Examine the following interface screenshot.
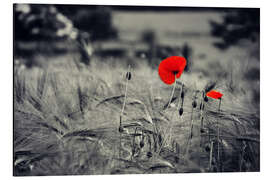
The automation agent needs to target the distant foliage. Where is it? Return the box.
[71,6,118,41]
[141,29,158,67]
[14,4,118,42]
[210,9,259,50]
[77,38,93,65]
[181,43,193,72]
[14,4,78,41]
[141,29,157,45]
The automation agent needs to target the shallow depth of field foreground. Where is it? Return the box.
[13,5,260,176]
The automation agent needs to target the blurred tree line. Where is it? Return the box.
[210,8,259,50]
[14,4,118,42]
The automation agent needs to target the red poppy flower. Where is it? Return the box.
[158,56,187,85]
[206,90,223,99]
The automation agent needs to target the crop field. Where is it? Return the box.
[13,10,260,176]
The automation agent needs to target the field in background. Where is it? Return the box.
[113,11,259,76]
[14,11,260,175]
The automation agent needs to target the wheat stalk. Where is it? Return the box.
[208,140,214,171]
[118,65,131,161]
[120,65,131,123]
[156,76,180,156]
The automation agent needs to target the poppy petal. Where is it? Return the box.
[158,67,176,85]
[158,56,187,85]
[206,90,223,99]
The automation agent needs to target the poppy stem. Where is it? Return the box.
[209,140,214,171]
[131,127,138,160]
[198,91,206,167]
[165,75,177,111]
[119,65,130,161]
[200,91,205,129]
[156,76,178,156]
[176,83,184,110]
[119,132,122,159]
[185,92,196,156]
[185,106,194,157]
[167,80,183,146]
[199,91,205,147]
[217,98,222,171]
[120,65,131,122]
[218,98,222,111]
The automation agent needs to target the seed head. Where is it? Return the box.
[118,126,124,133]
[140,140,145,148]
[192,101,197,108]
[204,81,216,93]
[199,103,204,110]
[181,91,184,99]
[132,148,136,156]
[147,151,153,158]
[126,72,131,80]
[179,107,184,116]
[174,156,180,163]
[200,128,205,133]
[158,134,162,144]
[205,143,211,152]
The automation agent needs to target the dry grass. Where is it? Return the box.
[13,53,259,175]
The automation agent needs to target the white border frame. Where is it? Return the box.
[1,0,269,179]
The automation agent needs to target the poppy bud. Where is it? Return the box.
[192,101,197,108]
[119,126,124,133]
[181,91,184,99]
[126,72,131,80]
[199,103,204,110]
[132,148,136,155]
[147,151,153,158]
[204,96,208,102]
[158,134,162,144]
[179,107,184,116]
[174,156,180,163]
[200,128,205,133]
[140,140,145,148]
[205,143,211,152]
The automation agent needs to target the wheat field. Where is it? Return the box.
[13,47,260,175]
